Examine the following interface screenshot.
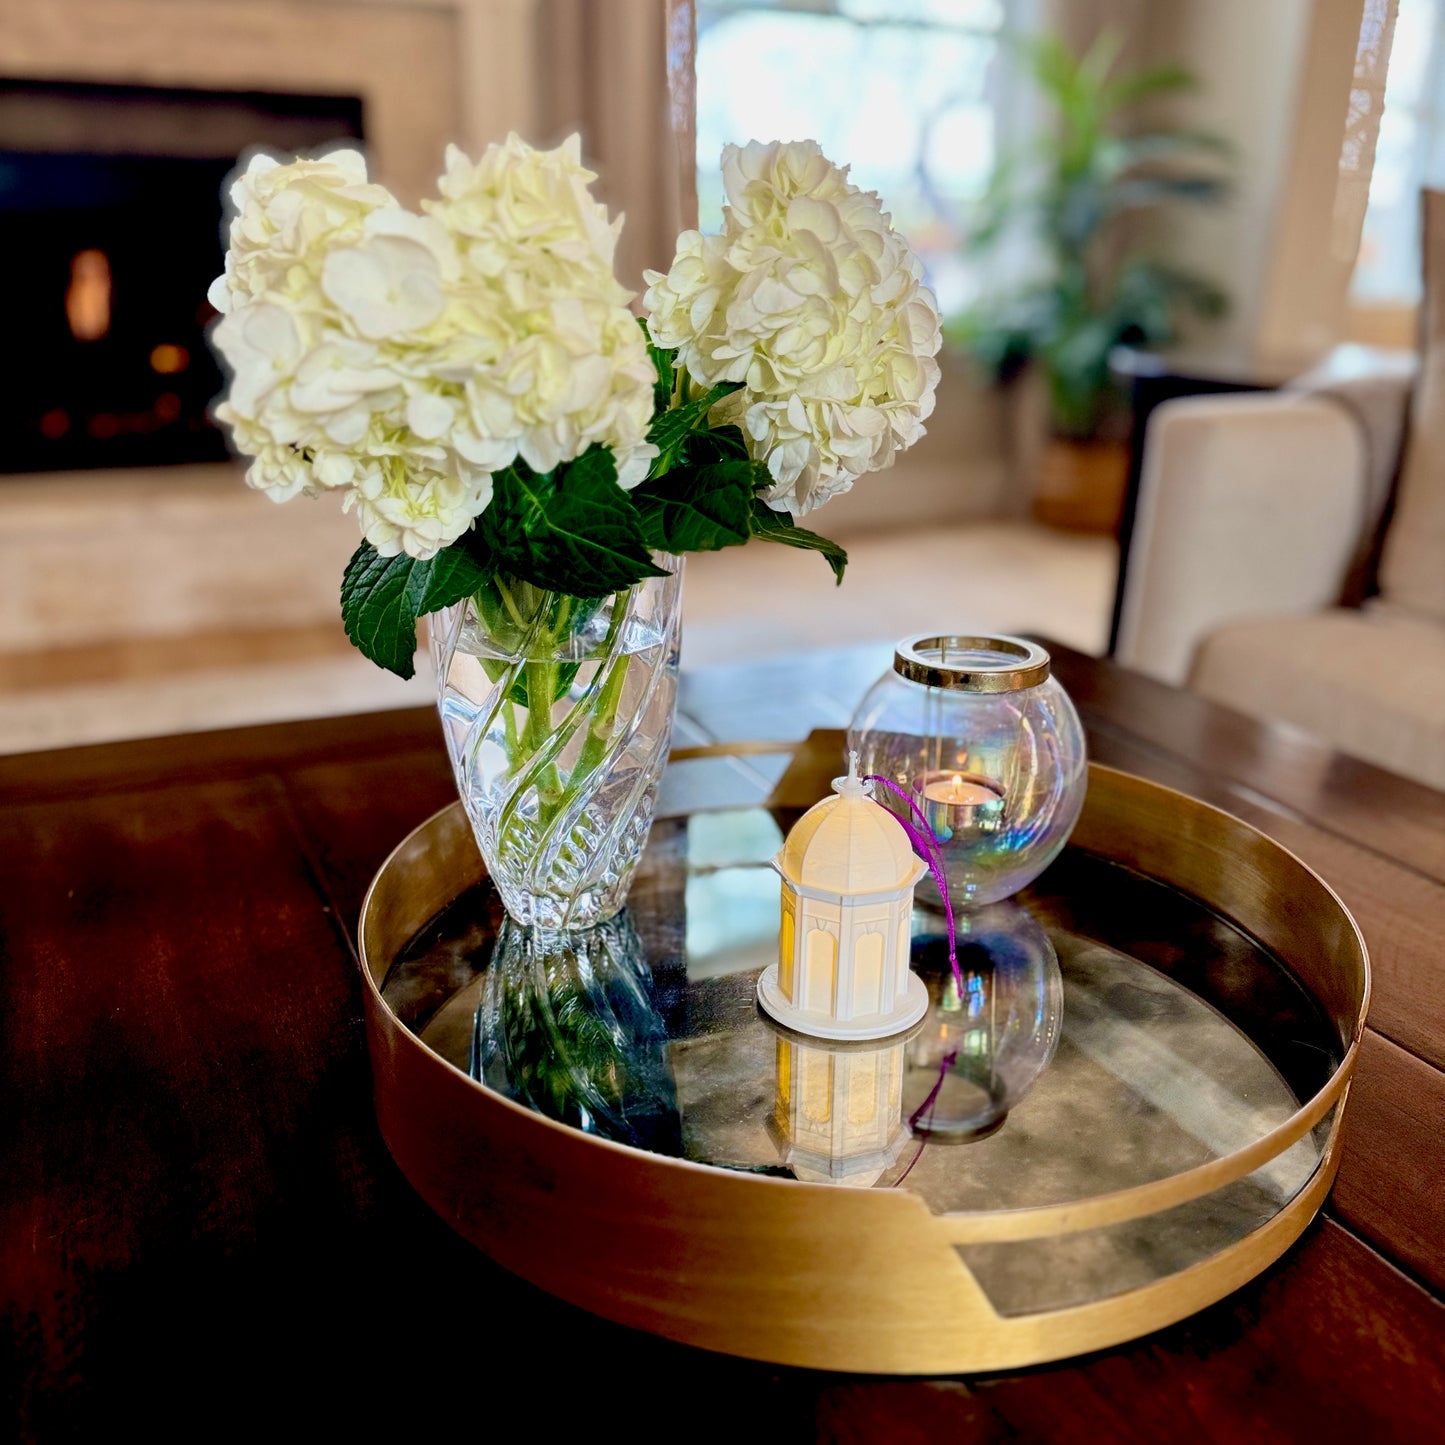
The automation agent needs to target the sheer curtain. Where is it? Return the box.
[1352,0,1442,305]
[1336,0,1401,272]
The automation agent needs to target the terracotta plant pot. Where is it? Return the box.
[1033,437,1130,535]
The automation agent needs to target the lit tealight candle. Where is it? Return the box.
[923,773,999,808]
[918,771,1006,838]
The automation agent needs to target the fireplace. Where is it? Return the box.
[0,79,363,473]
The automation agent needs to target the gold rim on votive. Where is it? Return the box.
[892,634,1052,693]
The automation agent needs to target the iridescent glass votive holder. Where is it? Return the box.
[847,634,1087,908]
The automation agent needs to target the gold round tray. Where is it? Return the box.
[357,762,1368,1374]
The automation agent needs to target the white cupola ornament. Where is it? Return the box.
[758,752,928,1041]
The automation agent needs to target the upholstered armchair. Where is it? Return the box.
[1115,195,1445,790]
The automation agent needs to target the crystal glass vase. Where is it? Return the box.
[432,560,682,929]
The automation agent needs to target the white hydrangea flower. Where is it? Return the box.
[614,441,660,490]
[208,149,419,485]
[643,139,942,514]
[345,452,494,559]
[320,210,453,340]
[207,148,397,317]
[208,138,656,560]
[213,403,317,502]
[424,135,655,483]
[209,302,304,421]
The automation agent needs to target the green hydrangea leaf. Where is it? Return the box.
[682,422,750,465]
[747,498,849,584]
[496,450,668,596]
[506,662,581,710]
[405,541,495,618]
[639,317,676,413]
[340,538,501,677]
[631,461,755,554]
[340,544,423,679]
[646,381,742,478]
[475,469,532,570]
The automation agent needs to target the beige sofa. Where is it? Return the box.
[1115,198,1445,790]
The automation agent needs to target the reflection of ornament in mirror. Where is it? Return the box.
[764,1024,916,1187]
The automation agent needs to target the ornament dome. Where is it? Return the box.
[776,756,919,896]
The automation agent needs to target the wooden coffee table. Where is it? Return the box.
[4,642,1443,1439]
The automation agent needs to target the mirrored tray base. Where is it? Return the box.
[358,741,1368,1373]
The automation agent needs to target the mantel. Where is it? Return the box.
[0,0,533,204]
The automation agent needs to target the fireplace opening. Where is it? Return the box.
[0,79,364,474]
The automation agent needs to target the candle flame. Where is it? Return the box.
[951,773,962,787]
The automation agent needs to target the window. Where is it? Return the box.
[1352,0,1445,303]
[694,0,1028,315]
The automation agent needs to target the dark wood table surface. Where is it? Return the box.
[4,642,1444,1443]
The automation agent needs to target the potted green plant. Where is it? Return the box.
[949,30,1231,532]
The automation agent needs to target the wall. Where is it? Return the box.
[1139,0,1374,372]
[1138,0,1317,364]
[1044,0,1381,374]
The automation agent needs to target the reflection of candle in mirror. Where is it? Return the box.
[919,771,1006,837]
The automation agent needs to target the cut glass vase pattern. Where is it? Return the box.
[432,562,682,929]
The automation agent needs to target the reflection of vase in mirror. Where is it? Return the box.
[472,911,683,1156]
[765,1028,911,1187]
[904,902,1063,1141]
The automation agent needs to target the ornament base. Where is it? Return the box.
[756,966,930,1042]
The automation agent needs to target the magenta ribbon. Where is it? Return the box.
[863,773,962,1002]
